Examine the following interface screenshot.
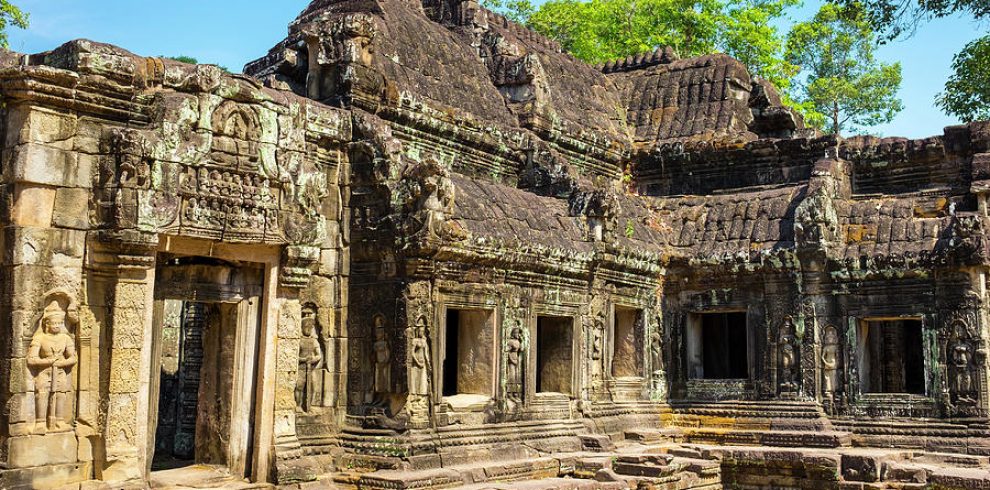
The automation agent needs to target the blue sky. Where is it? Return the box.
[7,0,986,138]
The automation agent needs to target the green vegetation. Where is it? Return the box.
[829,0,990,123]
[785,3,903,134]
[486,0,800,91]
[164,55,231,73]
[0,0,28,49]
[937,35,990,122]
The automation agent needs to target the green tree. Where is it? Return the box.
[0,0,28,49]
[832,0,989,42]
[936,35,990,121]
[484,0,799,92]
[827,0,988,124]
[785,4,903,135]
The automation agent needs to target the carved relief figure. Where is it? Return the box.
[506,323,524,402]
[951,337,975,404]
[373,315,391,398]
[650,328,666,396]
[27,297,79,434]
[779,317,799,393]
[296,310,324,413]
[409,317,431,396]
[822,326,840,394]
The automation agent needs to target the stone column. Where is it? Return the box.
[87,231,158,483]
[271,245,321,483]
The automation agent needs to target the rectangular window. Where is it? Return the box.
[536,316,574,394]
[442,308,495,398]
[688,312,749,380]
[860,319,925,395]
[612,307,643,378]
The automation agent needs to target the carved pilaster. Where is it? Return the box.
[280,245,320,290]
[86,230,159,483]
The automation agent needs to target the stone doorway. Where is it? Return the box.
[147,255,265,482]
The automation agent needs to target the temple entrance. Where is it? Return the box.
[147,255,265,484]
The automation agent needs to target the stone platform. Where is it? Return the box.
[314,441,990,490]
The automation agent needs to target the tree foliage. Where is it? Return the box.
[0,0,28,49]
[484,0,799,91]
[936,35,990,121]
[785,3,903,134]
[833,0,990,42]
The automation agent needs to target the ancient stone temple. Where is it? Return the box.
[1,0,990,488]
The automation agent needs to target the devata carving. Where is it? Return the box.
[650,328,665,396]
[409,316,431,397]
[373,314,391,401]
[296,306,324,413]
[27,292,79,434]
[949,320,977,405]
[505,322,525,403]
[822,326,840,395]
[779,317,799,394]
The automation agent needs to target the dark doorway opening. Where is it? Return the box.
[442,309,460,397]
[861,319,925,395]
[700,312,749,379]
[153,301,213,470]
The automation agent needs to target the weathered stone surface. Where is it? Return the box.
[0,1,988,489]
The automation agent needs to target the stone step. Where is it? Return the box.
[681,428,852,448]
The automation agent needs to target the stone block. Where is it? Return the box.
[882,461,927,483]
[7,391,35,424]
[273,409,296,437]
[5,226,86,267]
[277,339,301,372]
[6,432,78,468]
[52,188,91,230]
[7,107,78,148]
[0,462,90,490]
[107,348,141,393]
[112,282,149,310]
[109,309,147,349]
[275,371,298,411]
[842,454,880,482]
[318,249,338,276]
[10,143,90,188]
[10,185,55,228]
[105,393,138,448]
[8,357,31,393]
[8,264,83,311]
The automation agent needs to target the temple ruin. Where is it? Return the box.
[1,0,990,488]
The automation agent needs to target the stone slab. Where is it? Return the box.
[6,432,79,468]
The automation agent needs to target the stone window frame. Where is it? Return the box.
[684,308,755,382]
[853,315,932,401]
[528,306,582,402]
[435,302,499,410]
[607,302,648,381]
